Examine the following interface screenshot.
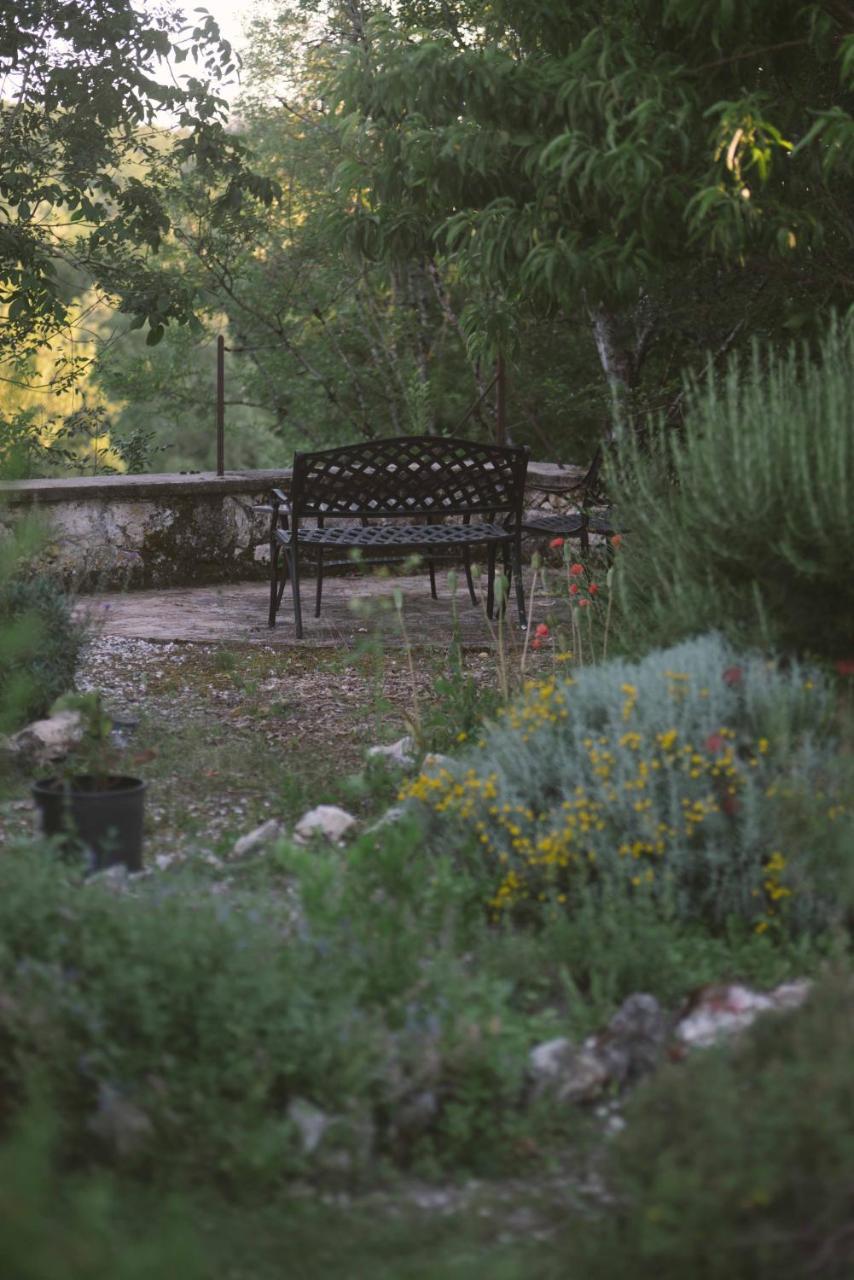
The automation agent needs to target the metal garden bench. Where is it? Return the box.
[265,436,529,638]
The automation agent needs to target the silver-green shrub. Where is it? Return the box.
[609,316,854,659]
[402,634,847,932]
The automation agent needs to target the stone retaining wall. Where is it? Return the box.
[0,462,585,590]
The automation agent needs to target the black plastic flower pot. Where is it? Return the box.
[31,775,146,873]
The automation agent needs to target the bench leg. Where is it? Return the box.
[486,544,496,619]
[268,540,280,627]
[290,546,304,640]
[428,558,438,600]
[512,534,527,629]
[269,540,290,626]
[315,548,324,618]
[463,551,478,606]
[501,541,511,616]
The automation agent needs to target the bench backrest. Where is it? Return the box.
[291,436,528,521]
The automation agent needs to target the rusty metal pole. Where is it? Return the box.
[495,351,507,446]
[216,334,225,475]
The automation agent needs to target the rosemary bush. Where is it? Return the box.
[401,634,848,933]
[610,317,854,660]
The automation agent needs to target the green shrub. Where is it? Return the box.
[0,808,830,1192]
[0,572,83,729]
[401,634,849,934]
[0,832,553,1186]
[0,1105,205,1280]
[566,975,854,1279]
[608,316,854,660]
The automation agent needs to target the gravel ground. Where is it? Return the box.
[2,632,498,860]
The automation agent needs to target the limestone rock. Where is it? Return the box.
[367,736,415,768]
[6,710,83,763]
[422,752,454,774]
[84,864,129,891]
[365,805,407,835]
[529,994,667,1107]
[675,980,811,1049]
[287,1097,329,1155]
[529,1036,574,1084]
[232,818,285,858]
[528,1036,609,1105]
[594,993,668,1086]
[293,805,357,845]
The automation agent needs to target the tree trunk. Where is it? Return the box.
[585,295,656,440]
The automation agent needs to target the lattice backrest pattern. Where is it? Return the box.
[291,437,528,519]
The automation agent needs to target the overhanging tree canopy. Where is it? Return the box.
[0,0,278,380]
[323,0,854,413]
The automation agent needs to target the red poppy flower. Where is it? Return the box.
[535,623,550,638]
[610,534,623,549]
[578,598,590,609]
[549,537,565,549]
[723,666,743,688]
[531,637,543,651]
[569,582,580,595]
[835,659,854,677]
[588,582,599,595]
[569,562,584,577]
[705,733,725,754]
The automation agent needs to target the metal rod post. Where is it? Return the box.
[216,334,225,475]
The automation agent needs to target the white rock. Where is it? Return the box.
[676,980,811,1049]
[85,864,129,890]
[529,1036,574,1082]
[367,736,415,767]
[293,805,357,845]
[558,1044,611,1103]
[364,806,407,835]
[422,753,454,774]
[770,979,813,1010]
[232,818,285,858]
[528,1035,610,1104]
[287,1097,329,1155]
[6,710,83,763]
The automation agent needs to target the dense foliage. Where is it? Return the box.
[610,318,854,660]
[0,1109,205,1280]
[0,816,822,1193]
[0,0,277,382]
[0,572,83,729]
[567,976,854,1279]
[9,0,854,472]
[324,0,854,416]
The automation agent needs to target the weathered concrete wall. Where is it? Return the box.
[0,463,585,590]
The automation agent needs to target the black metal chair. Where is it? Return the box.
[265,436,529,638]
[521,448,625,551]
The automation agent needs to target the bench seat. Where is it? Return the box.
[274,520,510,549]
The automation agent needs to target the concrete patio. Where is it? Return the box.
[76,569,549,649]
